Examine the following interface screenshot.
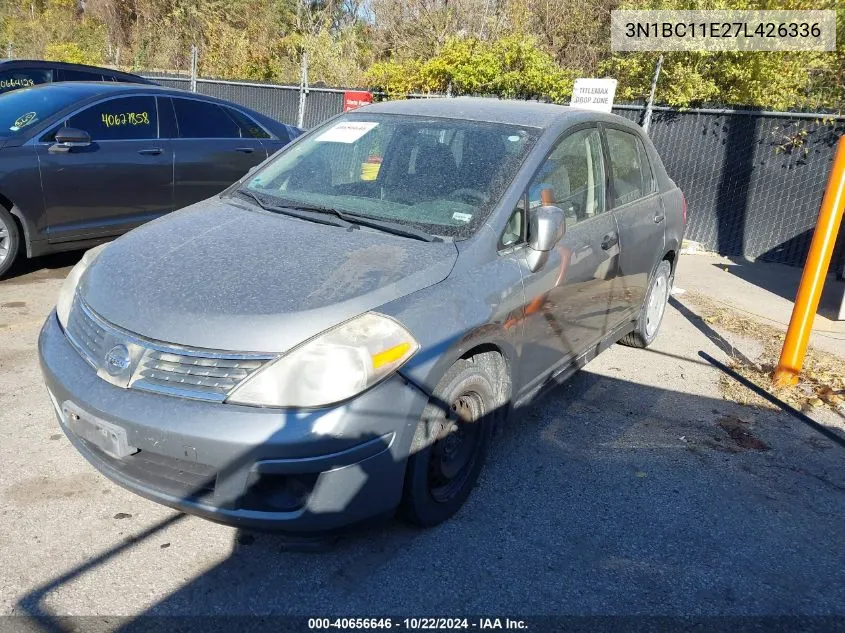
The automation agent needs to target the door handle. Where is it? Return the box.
[234,147,255,154]
[653,213,665,223]
[601,232,619,251]
[137,148,163,156]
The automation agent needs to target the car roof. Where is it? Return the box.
[0,81,292,136]
[0,81,165,102]
[5,81,242,102]
[359,97,628,129]
[0,59,150,80]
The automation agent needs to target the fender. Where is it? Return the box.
[9,206,35,257]
[381,250,524,400]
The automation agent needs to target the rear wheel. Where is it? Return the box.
[0,206,21,279]
[400,359,497,527]
[620,259,671,348]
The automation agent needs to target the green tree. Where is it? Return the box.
[367,34,575,100]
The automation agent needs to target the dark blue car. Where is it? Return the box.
[0,82,301,276]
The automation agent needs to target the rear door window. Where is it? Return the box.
[172,98,242,139]
[65,95,158,141]
[605,128,654,207]
[0,68,52,94]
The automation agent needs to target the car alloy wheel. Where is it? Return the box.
[0,206,21,278]
[0,217,10,264]
[619,259,672,348]
[645,271,669,338]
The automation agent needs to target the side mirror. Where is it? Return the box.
[50,127,91,153]
[526,205,566,272]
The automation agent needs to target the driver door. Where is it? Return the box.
[36,95,174,244]
[516,126,625,392]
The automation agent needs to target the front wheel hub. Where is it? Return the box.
[428,391,485,501]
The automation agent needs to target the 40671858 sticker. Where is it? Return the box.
[101,111,150,128]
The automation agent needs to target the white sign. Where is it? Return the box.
[571,78,617,113]
[316,121,378,143]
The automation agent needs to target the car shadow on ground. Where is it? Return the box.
[15,354,845,626]
[1,251,84,284]
[711,257,844,307]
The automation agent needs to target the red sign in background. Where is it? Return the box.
[343,91,373,111]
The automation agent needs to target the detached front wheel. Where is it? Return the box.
[400,359,496,527]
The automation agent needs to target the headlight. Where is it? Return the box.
[226,313,419,408]
[56,243,108,329]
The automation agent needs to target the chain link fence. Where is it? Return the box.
[142,72,845,272]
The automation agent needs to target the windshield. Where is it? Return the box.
[0,84,88,138]
[241,112,541,239]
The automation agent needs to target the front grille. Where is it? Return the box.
[66,298,107,369]
[132,350,266,400]
[64,295,274,402]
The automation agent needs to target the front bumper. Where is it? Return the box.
[38,312,428,532]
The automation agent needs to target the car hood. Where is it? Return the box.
[79,198,458,353]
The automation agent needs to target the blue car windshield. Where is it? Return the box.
[0,85,88,138]
[242,112,541,239]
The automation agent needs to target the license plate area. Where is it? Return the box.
[61,401,138,459]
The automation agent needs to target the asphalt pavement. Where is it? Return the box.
[1,251,844,623]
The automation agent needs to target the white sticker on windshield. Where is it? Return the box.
[316,121,378,143]
[452,212,473,223]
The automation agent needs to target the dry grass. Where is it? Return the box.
[684,293,845,413]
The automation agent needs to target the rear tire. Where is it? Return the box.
[0,206,21,279]
[619,260,671,348]
[400,359,497,527]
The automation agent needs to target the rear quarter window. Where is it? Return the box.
[225,108,272,139]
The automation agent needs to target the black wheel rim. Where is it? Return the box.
[427,391,485,504]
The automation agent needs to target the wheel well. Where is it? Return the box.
[460,344,511,419]
[0,193,26,256]
[663,249,677,274]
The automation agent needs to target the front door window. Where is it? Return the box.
[66,96,158,141]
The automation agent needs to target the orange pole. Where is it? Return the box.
[773,135,845,387]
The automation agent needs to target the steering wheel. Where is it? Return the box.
[448,188,487,205]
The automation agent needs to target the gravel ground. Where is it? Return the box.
[1,252,844,622]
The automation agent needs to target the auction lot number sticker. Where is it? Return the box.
[308,618,527,630]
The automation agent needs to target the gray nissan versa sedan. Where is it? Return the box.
[38,98,686,532]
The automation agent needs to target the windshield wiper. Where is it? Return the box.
[234,189,355,230]
[269,197,442,243]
